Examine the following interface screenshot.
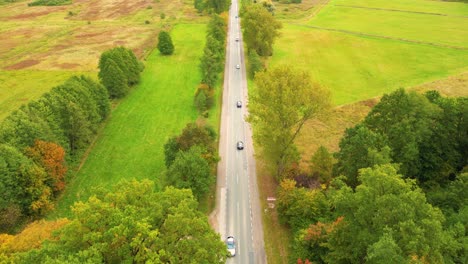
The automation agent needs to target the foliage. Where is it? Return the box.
[242,3,282,56]
[277,179,329,231]
[28,0,71,6]
[205,0,230,13]
[167,146,214,199]
[199,14,226,89]
[0,76,109,230]
[309,146,334,184]
[248,65,331,178]
[25,140,67,193]
[164,122,218,168]
[333,125,392,187]
[157,31,175,55]
[247,50,263,78]
[16,180,227,263]
[98,46,141,98]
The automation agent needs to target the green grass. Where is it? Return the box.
[0,70,90,121]
[333,0,468,16]
[309,1,468,48]
[51,23,207,218]
[271,24,468,105]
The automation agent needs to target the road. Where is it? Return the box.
[214,0,267,263]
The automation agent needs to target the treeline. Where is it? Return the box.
[1,180,227,263]
[195,14,227,115]
[194,0,230,14]
[28,0,72,6]
[276,89,468,263]
[0,76,110,232]
[0,46,142,233]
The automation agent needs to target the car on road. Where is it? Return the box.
[226,236,236,257]
[236,64,240,69]
[235,37,239,42]
[237,141,244,150]
[236,101,242,108]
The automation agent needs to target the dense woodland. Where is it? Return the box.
[275,89,467,263]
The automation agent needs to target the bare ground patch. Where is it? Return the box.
[73,0,153,20]
[5,59,40,70]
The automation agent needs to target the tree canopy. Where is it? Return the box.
[157,31,175,55]
[248,65,331,178]
[17,180,227,263]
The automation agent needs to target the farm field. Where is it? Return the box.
[51,23,207,218]
[270,0,468,105]
[0,0,200,120]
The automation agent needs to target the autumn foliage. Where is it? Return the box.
[26,140,67,193]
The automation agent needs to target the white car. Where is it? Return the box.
[226,236,236,257]
[236,64,240,69]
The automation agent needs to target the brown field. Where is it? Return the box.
[0,0,203,121]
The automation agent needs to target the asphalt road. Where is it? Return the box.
[215,0,267,263]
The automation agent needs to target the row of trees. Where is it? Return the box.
[0,76,111,232]
[196,14,227,114]
[98,46,143,98]
[1,46,142,232]
[164,122,219,199]
[2,180,228,263]
[271,89,467,262]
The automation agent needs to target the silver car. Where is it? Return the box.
[226,236,236,257]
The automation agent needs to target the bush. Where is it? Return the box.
[157,31,174,55]
[28,0,71,6]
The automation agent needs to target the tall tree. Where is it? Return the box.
[25,140,67,194]
[334,125,392,187]
[242,4,282,56]
[309,146,334,184]
[99,59,129,98]
[166,146,214,199]
[157,31,175,55]
[248,65,331,178]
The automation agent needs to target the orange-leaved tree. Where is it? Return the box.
[26,140,67,193]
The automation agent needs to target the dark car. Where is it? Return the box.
[236,101,242,108]
[236,141,244,150]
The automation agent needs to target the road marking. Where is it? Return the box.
[236,173,238,184]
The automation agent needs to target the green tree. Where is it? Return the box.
[366,232,406,264]
[99,59,129,98]
[248,50,263,78]
[248,65,331,178]
[194,0,205,13]
[200,36,224,88]
[324,164,451,263]
[166,146,214,199]
[363,89,441,181]
[242,4,282,56]
[206,0,229,13]
[157,31,175,55]
[17,180,227,263]
[334,125,392,187]
[310,146,334,184]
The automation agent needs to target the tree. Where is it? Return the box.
[334,125,392,187]
[200,36,224,88]
[157,31,175,55]
[17,180,227,263]
[363,89,441,181]
[277,179,329,231]
[25,140,67,194]
[242,4,282,56]
[98,58,128,98]
[324,164,451,263]
[166,146,214,199]
[248,65,331,178]
[309,146,334,184]
[248,50,263,78]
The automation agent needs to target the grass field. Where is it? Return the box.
[271,24,468,105]
[50,23,207,218]
[0,0,202,120]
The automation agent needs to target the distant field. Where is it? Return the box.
[0,0,202,120]
[271,24,468,105]
[51,23,207,218]
[270,0,468,105]
[309,2,468,48]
